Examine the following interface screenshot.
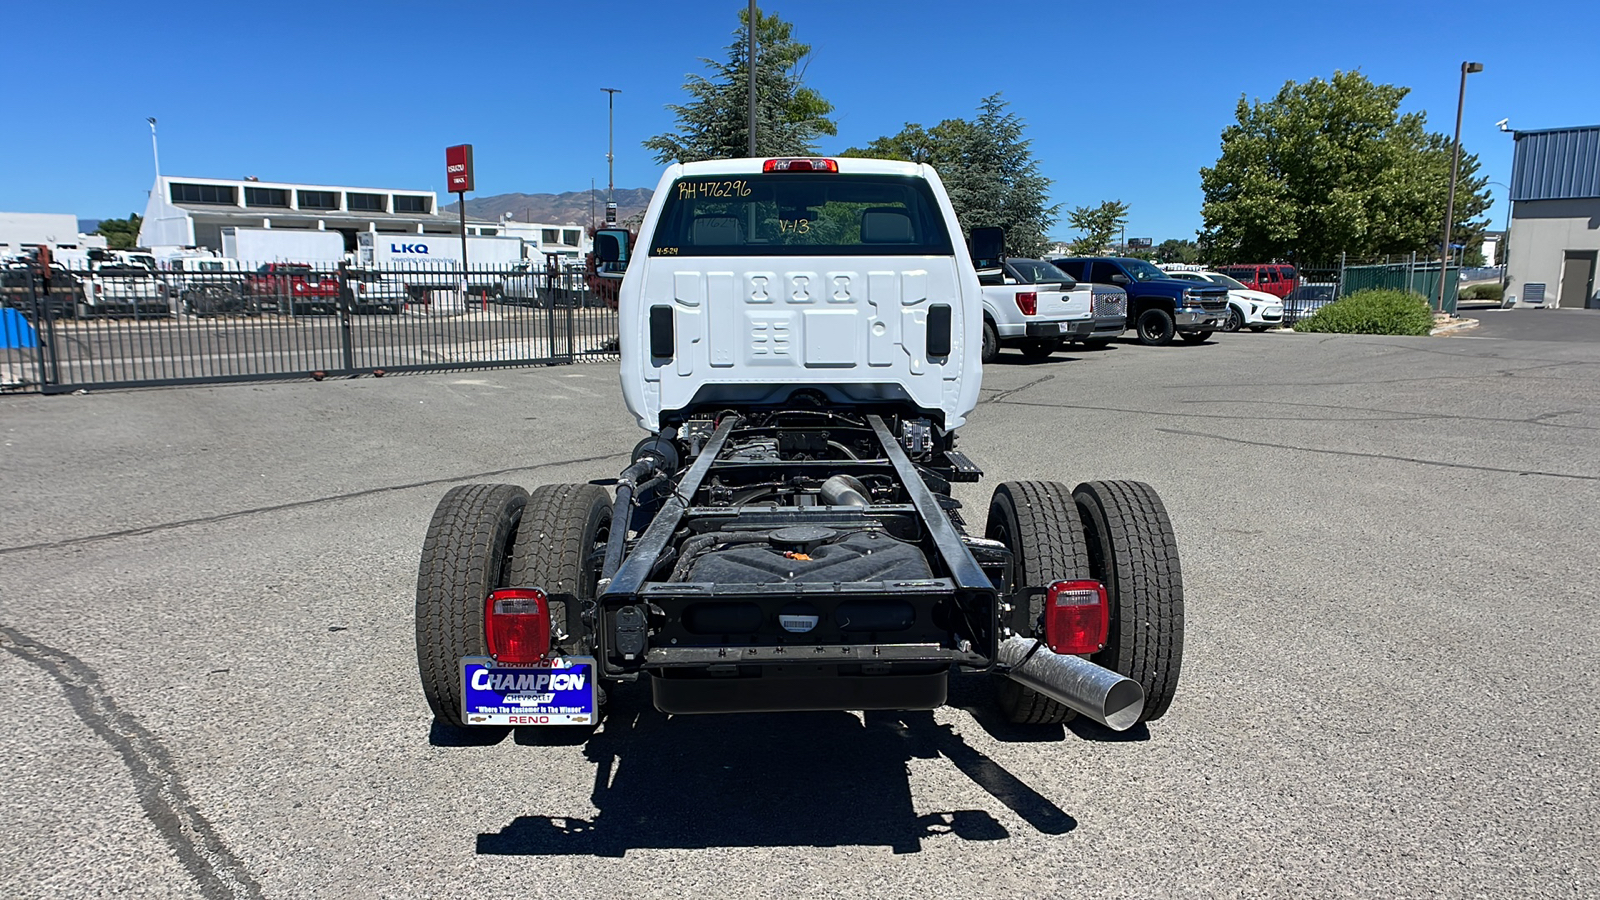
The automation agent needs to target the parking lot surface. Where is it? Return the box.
[2,329,1597,899]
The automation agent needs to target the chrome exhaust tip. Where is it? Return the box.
[997,634,1144,731]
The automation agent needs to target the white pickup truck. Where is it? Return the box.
[978,257,1096,362]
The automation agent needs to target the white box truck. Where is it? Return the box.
[357,232,526,299]
[221,228,345,266]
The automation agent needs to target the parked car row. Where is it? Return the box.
[1160,268,1285,332]
[967,253,1301,360]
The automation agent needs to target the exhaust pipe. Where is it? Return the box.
[997,634,1144,731]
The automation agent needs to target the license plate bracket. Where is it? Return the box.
[460,656,598,725]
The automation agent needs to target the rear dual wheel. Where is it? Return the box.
[986,479,1184,725]
[987,481,1089,724]
[415,482,610,727]
[1075,481,1184,722]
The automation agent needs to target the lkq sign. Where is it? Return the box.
[445,144,474,193]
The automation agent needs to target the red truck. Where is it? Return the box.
[246,263,341,315]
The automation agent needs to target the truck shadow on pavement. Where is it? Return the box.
[473,677,1078,856]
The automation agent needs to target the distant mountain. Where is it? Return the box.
[444,188,654,227]
[79,219,101,234]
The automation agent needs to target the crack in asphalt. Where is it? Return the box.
[1160,428,1600,482]
[978,373,1057,405]
[0,450,629,557]
[0,625,266,900]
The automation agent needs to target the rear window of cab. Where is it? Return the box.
[649,173,954,257]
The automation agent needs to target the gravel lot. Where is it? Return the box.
[2,323,1596,899]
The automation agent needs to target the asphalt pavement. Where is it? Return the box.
[2,327,1597,899]
[1458,304,1600,342]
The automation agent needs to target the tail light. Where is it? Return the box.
[1015,291,1037,316]
[485,588,551,664]
[1044,580,1108,655]
[763,158,839,172]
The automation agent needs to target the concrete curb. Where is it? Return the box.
[1430,316,1482,337]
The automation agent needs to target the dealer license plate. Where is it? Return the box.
[460,656,597,726]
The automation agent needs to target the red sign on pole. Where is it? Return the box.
[446,144,474,193]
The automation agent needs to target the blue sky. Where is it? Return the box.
[3,0,1596,243]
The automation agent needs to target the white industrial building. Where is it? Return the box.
[0,211,108,263]
[137,175,589,262]
[496,218,589,262]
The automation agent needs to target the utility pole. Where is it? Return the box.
[747,0,757,156]
[1439,61,1483,313]
[146,117,161,186]
[602,88,620,226]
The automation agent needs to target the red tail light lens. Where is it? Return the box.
[1044,580,1108,655]
[762,158,839,172]
[484,588,551,664]
[1016,291,1037,316]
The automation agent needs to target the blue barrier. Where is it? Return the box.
[1,308,38,349]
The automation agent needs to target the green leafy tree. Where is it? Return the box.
[843,94,1058,257]
[1065,200,1128,255]
[1155,238,1200,264]
[644,7,835,163]
[1199,71,1490,263]
[95,214,143,250]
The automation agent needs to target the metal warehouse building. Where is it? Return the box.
[1507,125,1600,308]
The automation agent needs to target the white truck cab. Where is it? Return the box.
[608,157,983,433]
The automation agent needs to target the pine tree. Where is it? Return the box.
[842,94,1059,258]
[644,7,836,164]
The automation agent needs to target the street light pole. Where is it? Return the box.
[747,0,757,156]
[602,88,620,226]
[146,117,160,184]
[1438,61,1483,313]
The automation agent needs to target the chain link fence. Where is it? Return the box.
[1280,255,1462,327]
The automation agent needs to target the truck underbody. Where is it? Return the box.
[417,398,1183,732]
[597,407,999,714]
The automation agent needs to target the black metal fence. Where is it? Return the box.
[1,262,618,393]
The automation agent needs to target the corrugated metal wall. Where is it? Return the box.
[1510,126,1600,201]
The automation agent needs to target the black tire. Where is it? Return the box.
[1019,338,1059,361]
[1178,331,1212,344]
[981,318,1000,364]
[507,483,612,657]
[415,483,529,727]
[1223,306,1244,332]
[985,481,1092,724]
[1135,308,1176,346]
[1073,480,1183,722]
